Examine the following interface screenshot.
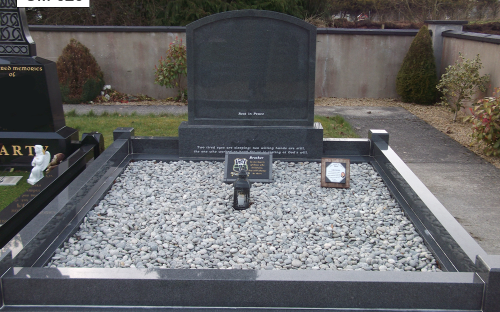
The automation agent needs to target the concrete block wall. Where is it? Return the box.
[428,20,500,102]
[315,29,416,98]
[441,33,500,99]
[30,26,417,100]
[29,24,500,100]
[30,26,187,100]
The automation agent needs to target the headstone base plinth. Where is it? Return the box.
[0,126,79,167]
[179,122,323,160]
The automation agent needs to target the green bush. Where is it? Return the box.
[396,25,438,105]
[465,88,500,156]
[437,53,490,122]
[154,37,187,101]
[56,39,105,104]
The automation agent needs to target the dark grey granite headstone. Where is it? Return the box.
[0,0,78,166]
[179,10,322,160]
[187,10,316,127]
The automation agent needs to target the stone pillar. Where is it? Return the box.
[476,255,500,312]
[425,20,468,77]
[113,127,135,141]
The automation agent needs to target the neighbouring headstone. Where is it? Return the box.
[179,10,323,160]
[0,0,78,168]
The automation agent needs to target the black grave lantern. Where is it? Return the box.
[233,170,250,210]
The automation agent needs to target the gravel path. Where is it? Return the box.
[46,160,439,272]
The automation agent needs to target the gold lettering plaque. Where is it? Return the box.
[0,145,51,157]
[0,146,9,156]
[12,145,22,156]
[1,66,43,78]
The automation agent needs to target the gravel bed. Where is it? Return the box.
[46,160,440,272]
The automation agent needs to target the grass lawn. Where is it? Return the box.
[315,115,358,138]
[0,112,358,212]
[65,111,188,148]
[65,110,358,148]
[0,171,31,213]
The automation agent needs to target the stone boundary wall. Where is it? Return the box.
[28,25,417,99]
[29,25,499,100]
[30,26,187,100]
[316,29,417,98]
[441,31,500,99]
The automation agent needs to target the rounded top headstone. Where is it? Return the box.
[186,10,316,127]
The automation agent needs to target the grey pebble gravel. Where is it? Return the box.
[46,160,440,272]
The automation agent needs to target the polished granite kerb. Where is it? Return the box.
[0,130,497,310]
[0,139,130,275]
[1,268,483,310]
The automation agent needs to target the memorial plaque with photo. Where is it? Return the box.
[321,158,350,188]
[224,152,273,183]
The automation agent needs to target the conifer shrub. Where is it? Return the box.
[56,39,105,104]
[396,25,438,105]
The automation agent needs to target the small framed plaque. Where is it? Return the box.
[224,152,273,183]
[321,158,350,188]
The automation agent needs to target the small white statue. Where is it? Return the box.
[27,145,50,185]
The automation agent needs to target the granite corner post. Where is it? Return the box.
[475,255,500,312]
[369,129,389,154]
[425,20,468,77]
[113,127,135,141]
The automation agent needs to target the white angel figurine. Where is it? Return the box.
[27,145,51,185]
